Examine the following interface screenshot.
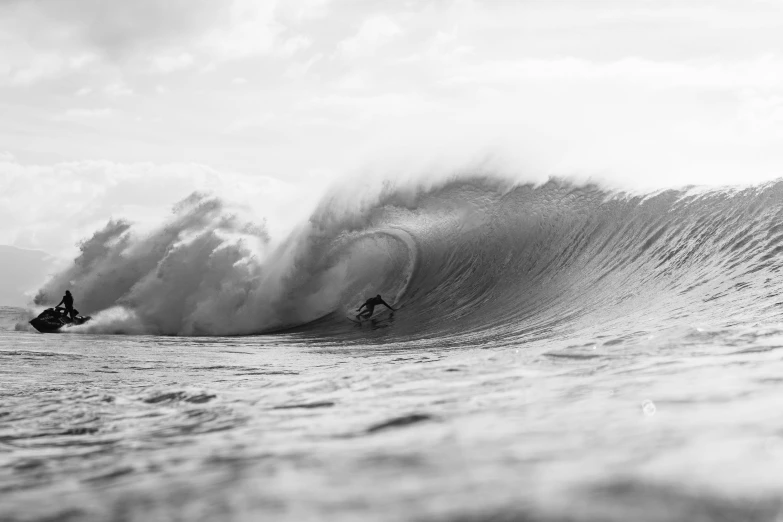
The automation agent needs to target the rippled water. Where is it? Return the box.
[3,306,783,521]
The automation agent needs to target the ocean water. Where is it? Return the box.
[3,180,783,521]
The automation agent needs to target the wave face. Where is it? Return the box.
[32,178,783,338]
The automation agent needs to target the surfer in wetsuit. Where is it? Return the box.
[54,290,76,321]
[356,294,397,320]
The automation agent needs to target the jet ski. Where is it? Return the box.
[29,307,91,333]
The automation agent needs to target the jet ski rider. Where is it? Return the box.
[54,290,76,321]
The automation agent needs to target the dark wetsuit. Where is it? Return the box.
[56,293,75,320]
[357,296,395,319]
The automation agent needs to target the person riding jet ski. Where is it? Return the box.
[54,290,76,321]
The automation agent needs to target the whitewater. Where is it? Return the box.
[3,177,783,521]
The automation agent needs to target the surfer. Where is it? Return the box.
[54,290,76,321]
[356,294,397,320]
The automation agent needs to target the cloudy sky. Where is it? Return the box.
[2,0,783,262]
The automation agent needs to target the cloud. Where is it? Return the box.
[2,52,97,85]
[2,0,230,57]
[281,35,312,55]
[3,0,783,209]
[404,30,474,64]
[338,15,402,59]
[735,89,783,143]
[200,0,280,61]
[151,53,195,73]
[0,0,284,83]
[332,72,368,90]
[275,0,332,23]
[8,54,63,85]
[440,55,783,91]
[284,53,322,79]
[105,83,133,97]
[56,108,114,121]
[0,157,312,257]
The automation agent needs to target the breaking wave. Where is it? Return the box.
[30,176,783,339]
